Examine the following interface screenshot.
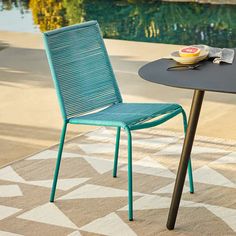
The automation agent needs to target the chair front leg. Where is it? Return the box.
[182,110,194,194]
[113,127,121,177]
[50,122,67,202]
[125,127,133,221]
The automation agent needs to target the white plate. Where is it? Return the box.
[170,48,209,65]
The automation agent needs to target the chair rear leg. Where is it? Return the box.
[50,122,67,202]
[113,127,121,177]
[182,110,194,194]
[125,128,133,221]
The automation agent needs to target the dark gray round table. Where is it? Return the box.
[138,56,236,230]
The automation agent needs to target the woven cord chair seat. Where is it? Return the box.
[69,103,181,128]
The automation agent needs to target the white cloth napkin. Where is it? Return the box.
[196,45,235,64]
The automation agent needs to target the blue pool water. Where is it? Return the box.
[1,0,236,48]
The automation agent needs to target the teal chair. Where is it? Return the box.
[43,21,194,221]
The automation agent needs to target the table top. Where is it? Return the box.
[138,55,236,94]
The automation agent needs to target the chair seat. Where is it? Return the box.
[69,103,181,128]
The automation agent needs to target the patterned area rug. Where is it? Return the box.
[1,127,236,236]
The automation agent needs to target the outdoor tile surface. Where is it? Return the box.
[0,127,236,235]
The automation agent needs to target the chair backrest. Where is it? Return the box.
[43,21,122,121]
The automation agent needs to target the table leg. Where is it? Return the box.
[167,90,205,230]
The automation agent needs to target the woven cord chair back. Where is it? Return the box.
[43,21,122,120]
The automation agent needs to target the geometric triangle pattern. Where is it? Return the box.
[26,150,81,160]
[155,144,228,156]
[17,203,78,229]
[67,231,82,236]
[118,195,172,211]
[85,128,179,149]
[205,205,236,232]
[80,212,137,236]
[134,156,172,169]
[58,184,144,200]
[153,182,189,194]
[0,205,21,220]
[27,178,90,191]
[0,166,89,190]
[76,143,115,154]
[0,166,25,183]
[1,127,236,235]
[211,152,236,165]
[0,185,23,197]
[85,127,115,140]
[133,136,178,148]
[118,195,202,211]
[120,156,175,179]
[82,156,114,174]
[193,165,236,188]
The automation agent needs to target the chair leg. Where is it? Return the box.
[125,128,133,221]
[113,127,121,177]
[50,122,67,202]
[182,110,194,194]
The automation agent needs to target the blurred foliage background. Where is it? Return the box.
[1,0,236,47]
